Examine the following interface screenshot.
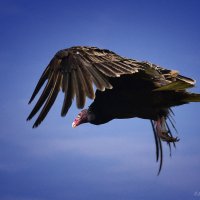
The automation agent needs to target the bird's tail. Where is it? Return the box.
[182,93,200,102]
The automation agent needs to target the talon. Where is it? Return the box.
[155,117,179,143]
[159,132,179,142]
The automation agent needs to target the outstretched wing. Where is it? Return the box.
[27,46,142,128]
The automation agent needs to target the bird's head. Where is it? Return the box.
[72,109,89,128]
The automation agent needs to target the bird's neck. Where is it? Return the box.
[88,105,113,125]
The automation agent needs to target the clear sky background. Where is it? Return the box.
[1,0,200,200]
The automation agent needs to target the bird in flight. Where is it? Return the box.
[27,46,200,174]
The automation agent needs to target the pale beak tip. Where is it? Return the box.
[72,122,76,128]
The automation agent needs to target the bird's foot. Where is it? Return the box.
[151,115,179,175]
[155,117,179,143]
[157,130,179,142]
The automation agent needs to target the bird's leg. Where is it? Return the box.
[154,117,179,142]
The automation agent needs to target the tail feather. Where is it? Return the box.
[183,93,200,102]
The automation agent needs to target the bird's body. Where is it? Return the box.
[27,46,200,174]
[89,74,161,124]
[89,71,197,127]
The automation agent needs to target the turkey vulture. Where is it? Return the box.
[27,46,200,174]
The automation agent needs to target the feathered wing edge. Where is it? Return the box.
[27,57,62,127]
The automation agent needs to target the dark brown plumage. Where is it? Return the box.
[27,46,200,174]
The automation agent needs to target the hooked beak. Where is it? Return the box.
[72,121,77,128]
[72,115,81,128]
[72,110,88,128]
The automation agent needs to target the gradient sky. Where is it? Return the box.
[1,0,200,200]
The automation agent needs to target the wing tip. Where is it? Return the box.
[108,85,113,89]
[32,121,40,128]
[32,124,37,129]
[61,113,66,117]
[28,97,33,104]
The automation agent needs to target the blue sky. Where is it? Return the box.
[1,0,200,199]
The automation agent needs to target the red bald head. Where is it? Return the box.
[72,109,88,128]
